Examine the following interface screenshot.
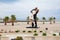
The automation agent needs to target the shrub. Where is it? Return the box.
[40,31,43,33]
[0,34,2,36]
[15,30,20,33]
[4,31,7,33]
[34,30,37,33]
[45,28,48,30]
[59,32,60,36]
[28,30,32,33]
[33,33,38,36]
[42,33,47,36]
[23,30,26,33]
[53,34,56,36]
[1,29,3,31]
[15,36,23,40]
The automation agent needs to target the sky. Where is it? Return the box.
[0,0,60,20]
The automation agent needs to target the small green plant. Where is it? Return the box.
[23,30,26,33]
[0,34,1,36]
[15,36,23,40]
[42,33,47,36]
[15,30,20,33]
[33,33,38,36]
[1,29,3,31]
[53,34,56,36]
[45,28,48,30]
[59,32,60,36]
[0,34,2,40]
[40,31,43,33]
[5,31,7,33]
[34,30,37,33]
[28,30,32,33]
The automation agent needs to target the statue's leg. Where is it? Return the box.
[32,22,34,27]
[31,19,34,27]
[35,19,37,28]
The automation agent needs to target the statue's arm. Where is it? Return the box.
[31,9,35,13]
[36,9,39,14]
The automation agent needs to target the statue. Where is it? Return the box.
[27,7,39,28]
[31,7,39,28]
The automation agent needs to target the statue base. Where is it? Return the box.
[26,26,39,28]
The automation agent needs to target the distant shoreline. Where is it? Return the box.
[0,21,60,23]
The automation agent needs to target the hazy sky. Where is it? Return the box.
[0,0,60,20]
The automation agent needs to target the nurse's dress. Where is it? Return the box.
[29,10,36,20]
